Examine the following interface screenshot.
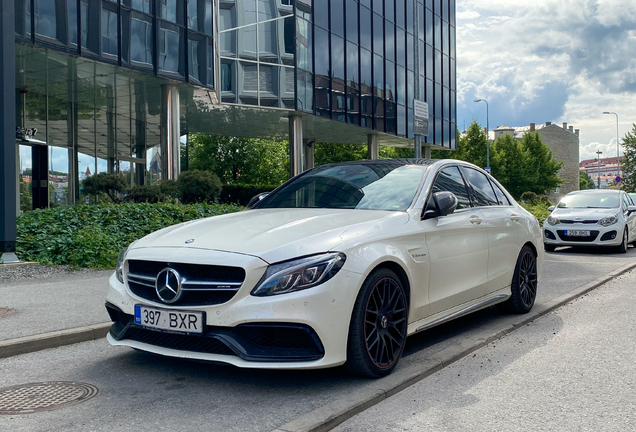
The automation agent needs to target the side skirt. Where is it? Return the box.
[408,288,510,335]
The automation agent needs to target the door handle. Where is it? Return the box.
[510,214,520,222]
[469,215,483,225]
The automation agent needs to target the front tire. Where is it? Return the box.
[346,268,408,378]
[498,245,538,314]
[617,228,628,254]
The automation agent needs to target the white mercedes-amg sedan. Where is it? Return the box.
[106,159,543,377]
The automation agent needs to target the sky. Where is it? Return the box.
[455,0,636,162]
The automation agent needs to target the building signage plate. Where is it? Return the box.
[413,100,429,136]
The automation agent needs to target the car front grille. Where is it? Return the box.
[126,260,245,306]
[558,219,598,224]
[557,230,600,242]
[123,327,236,356]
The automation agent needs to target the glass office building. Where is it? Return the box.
[1,0,456,258]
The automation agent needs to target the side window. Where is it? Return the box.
[431,166,472,210]
[460,167,498,207]
[622,194,630,212]
[490,179,511,206]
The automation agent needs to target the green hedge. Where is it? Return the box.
[16,203,243,269]
[219,184,280,206]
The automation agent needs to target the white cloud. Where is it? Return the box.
[456,0,636,161]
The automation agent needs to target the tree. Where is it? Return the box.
[455,120,488,168]
[519,132,563,194]
[82,173,128,203]
[186,135,289,185]
[579,170,595,190]
[620,124,636,193]
[314,143,367,166]
[491,134,528,199]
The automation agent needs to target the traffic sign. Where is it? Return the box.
[413,100,429,136]
[485,167,491,174]
[616,176,621,183]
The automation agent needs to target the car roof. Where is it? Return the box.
[314,158,479,170]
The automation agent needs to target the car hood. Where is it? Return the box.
[552,207,619,219]
[131,208,410,263]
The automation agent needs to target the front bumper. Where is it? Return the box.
[543,223,624,248]
[105,261,361,370]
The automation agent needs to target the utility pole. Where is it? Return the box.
[596,150,603,189]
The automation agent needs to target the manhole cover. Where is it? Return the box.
[0,308,15,317]
[0,382,98,415]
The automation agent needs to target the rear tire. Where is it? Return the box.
[617,228,628,254]
[544,244,556,252]
[498,245,538,314]
[346,268,408,378]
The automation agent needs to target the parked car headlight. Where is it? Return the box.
[116,246,129,284]
[599,214,619,227]
[252,253,346,297]
[547,215,560,225]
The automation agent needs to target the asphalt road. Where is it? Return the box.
[333,263,636,432]
[0,245,635,431]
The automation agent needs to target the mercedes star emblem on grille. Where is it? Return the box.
[155,268,183,304]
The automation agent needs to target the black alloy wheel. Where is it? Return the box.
[498,245,538,314]
[346,268,408,378]
[618,228,628,254]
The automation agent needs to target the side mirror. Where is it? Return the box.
[248,192,270,209]
[548,206,555,212]
[434,191,459,217]
[627,205,636,213]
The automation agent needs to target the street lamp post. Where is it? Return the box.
[602,111,619,189]
[474,98,489,171]
[596,150,603,189]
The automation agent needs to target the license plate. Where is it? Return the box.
[134,305,204,334]
[565,230,590,237]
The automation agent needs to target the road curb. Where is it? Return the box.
[0,323,111,359]
[272,259,636,432]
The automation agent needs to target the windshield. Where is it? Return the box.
[557,193,619,209]
[258,163,426,211]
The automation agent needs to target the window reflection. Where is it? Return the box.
[34,0,56,39]
[131,19,153,64]
[159,28,179,72]
[102,10,118,56]
[189,40,200,81]
[161,0,177,23]
[132,0,151,13]
[68,0,77,44]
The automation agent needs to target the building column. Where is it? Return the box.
[304,139,314,170]
[367,134,379,160]
[160,85,181,180]
[289,115,304,177]
[1,0,18,262]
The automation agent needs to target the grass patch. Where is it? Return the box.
[16,203,243,269]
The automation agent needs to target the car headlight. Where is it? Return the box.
[116,246,129,284]
[547,215,560,225]
[251,253,346,297]
[599,214,618,227]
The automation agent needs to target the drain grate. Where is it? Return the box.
[0,382,98,415]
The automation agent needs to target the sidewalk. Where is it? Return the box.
[0,265,112,356]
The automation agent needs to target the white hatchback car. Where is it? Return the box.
[543,189,636,253]
[106,159,543,377]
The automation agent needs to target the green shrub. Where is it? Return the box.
[177,170,222,204]
[521,201,553,225]
[82,173,128,203]
[16,202,243,269]
[219,184,280,205]
[159,179,181,199]
[126,185,165,203]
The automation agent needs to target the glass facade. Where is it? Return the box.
[9,0,456,212]
[299,0,456,147]
[15,0,215,87]
[218,0,295,108]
